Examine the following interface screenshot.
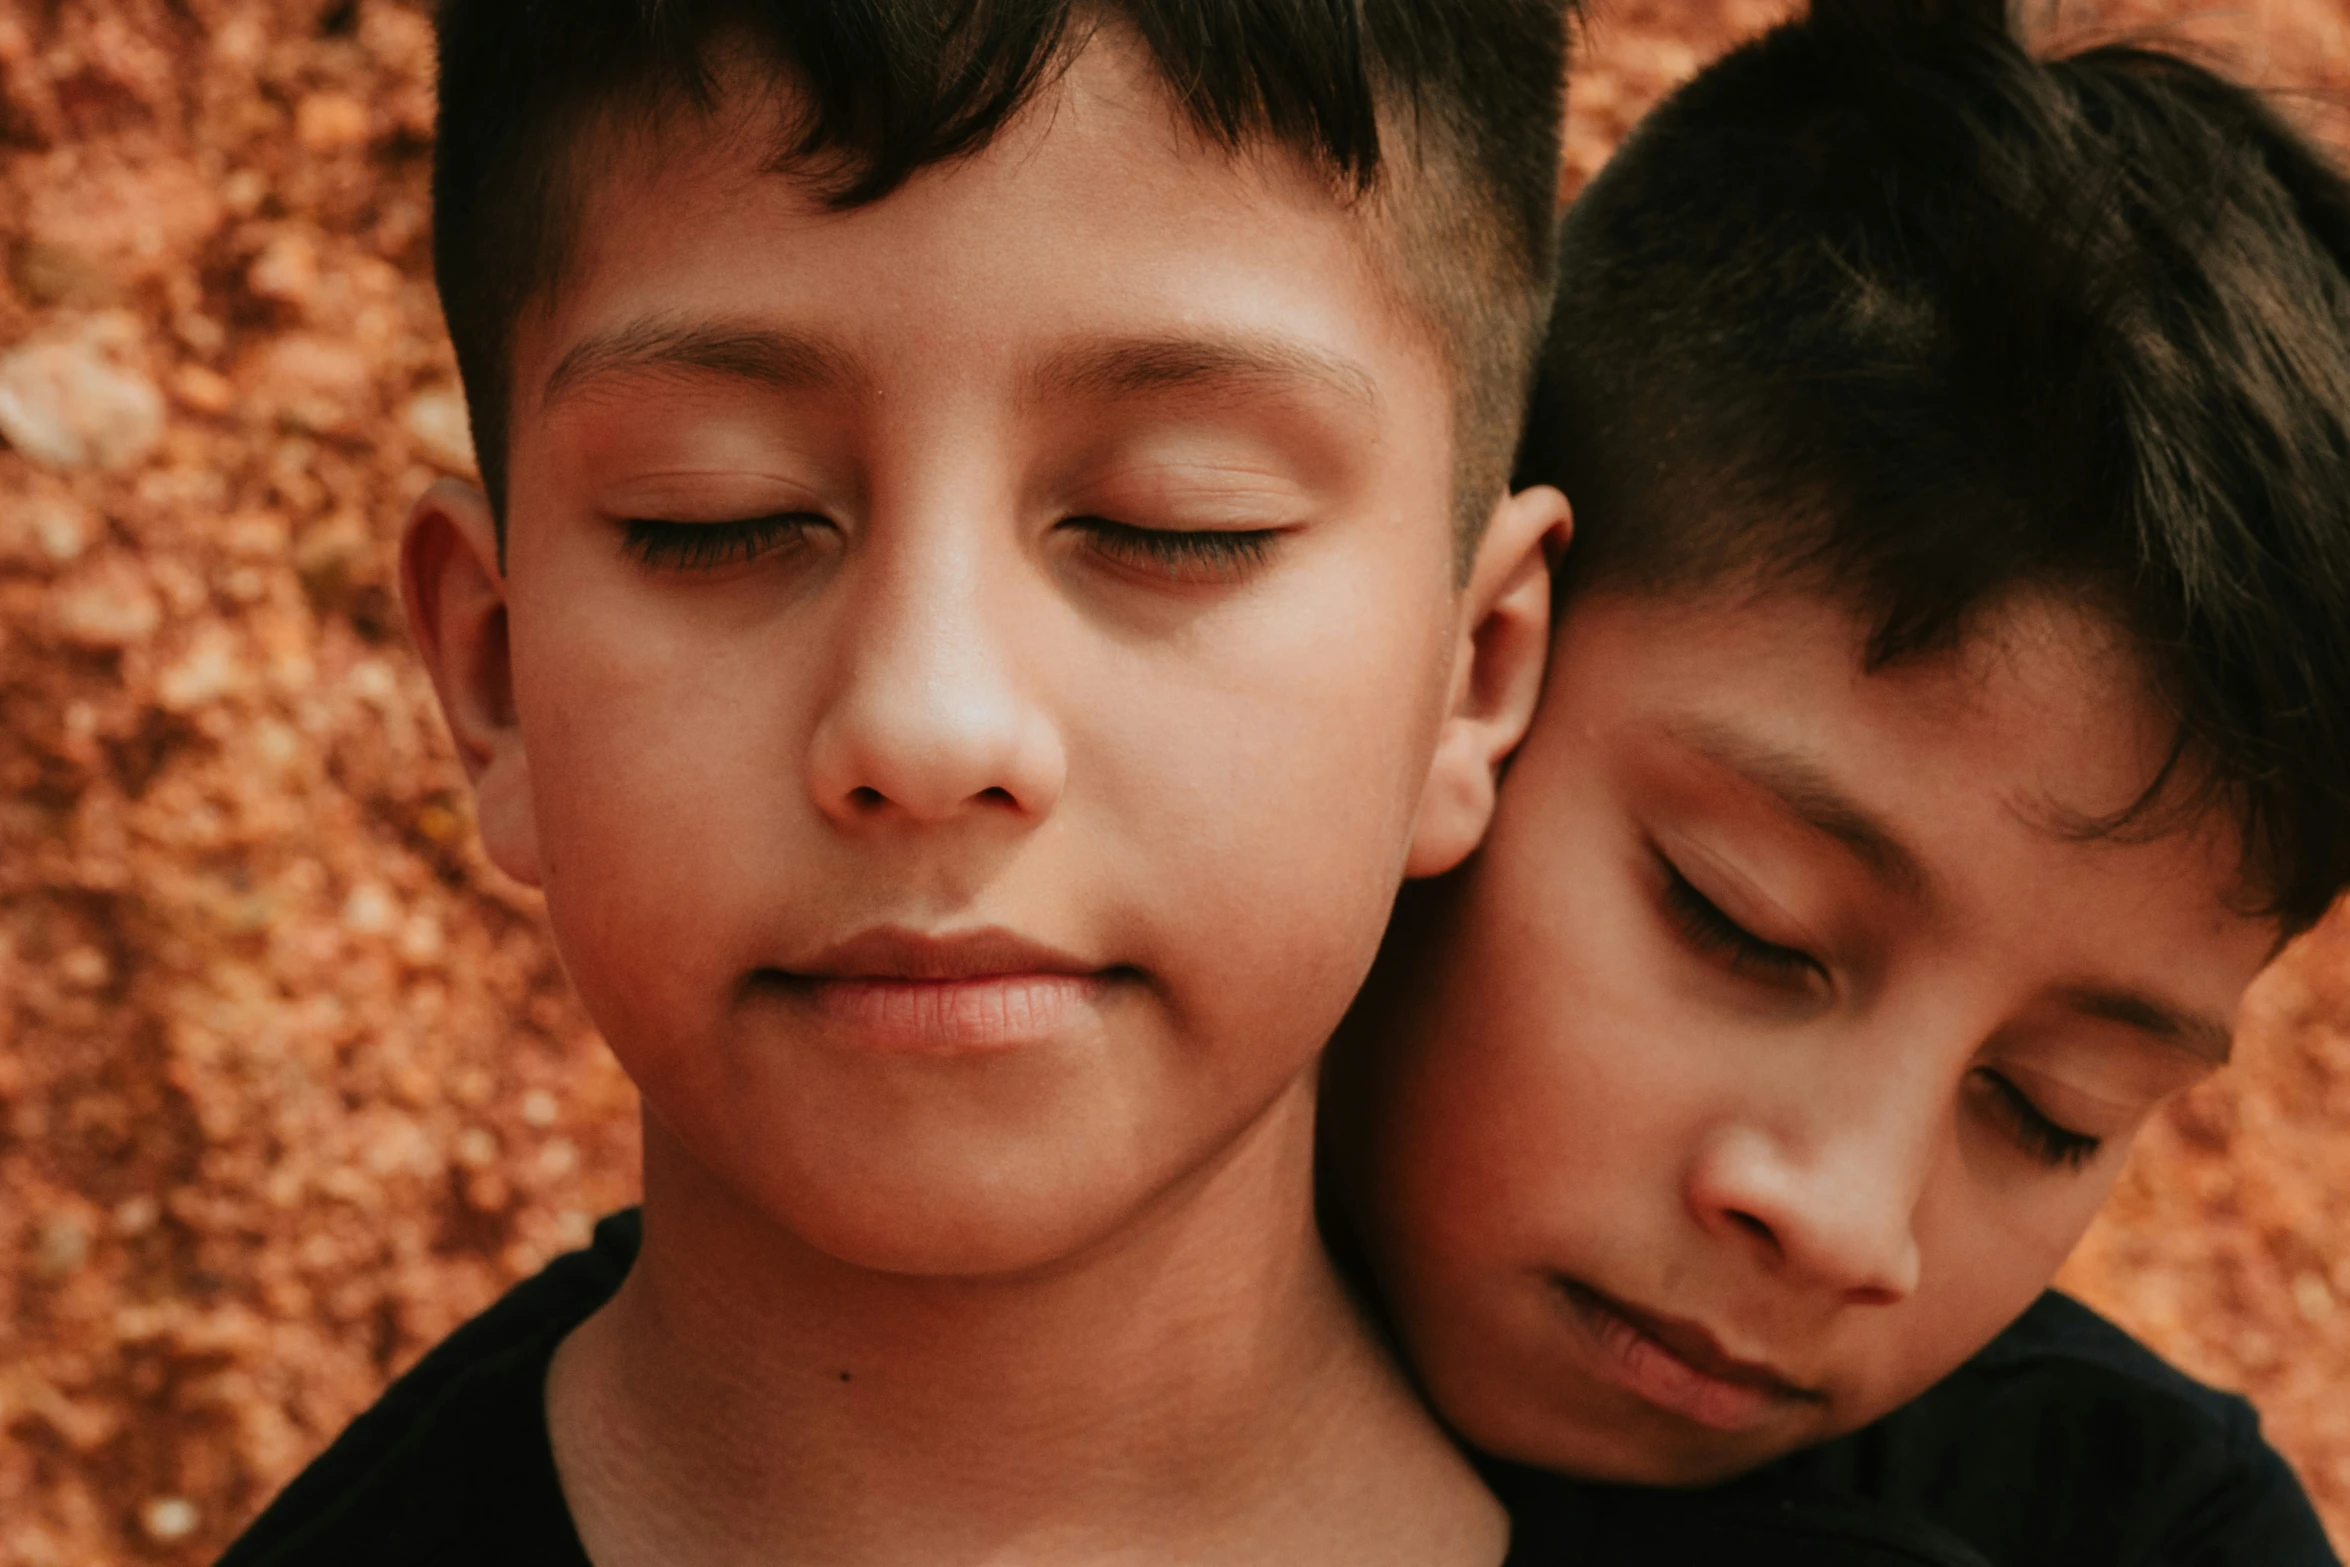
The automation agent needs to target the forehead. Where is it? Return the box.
[1562,586,2166,820]
[510,32,1445,429]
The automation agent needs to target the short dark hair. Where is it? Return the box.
[1520,0,2350,933]
[431,0,1578,553]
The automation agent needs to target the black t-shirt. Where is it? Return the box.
[215,1210,2325,1567]
[1739,1289,2338,1567]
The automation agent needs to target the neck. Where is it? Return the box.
[548,1072,1506,1567]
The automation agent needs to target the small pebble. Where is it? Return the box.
[155,626,252,713]
[295,92,370,151]
[170,362,236,415]
[0,327,165,471]
[217,167,268,216]
[403,384,476,475]
[340,883,398,936]
[48,557,160,648]
[254,333,373,436]
[34,1217,88,1282]
[54,946,108,989]
[0,495,95,565]
[140,1497,199,1544]
[246,233,319,307]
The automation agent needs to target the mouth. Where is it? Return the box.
[755,927,1125,1054]
[1553,1276,1824,1434]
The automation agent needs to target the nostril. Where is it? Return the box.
[976,786,1015,806]
[1728,1210,1781,1256]
[850,785,886,809]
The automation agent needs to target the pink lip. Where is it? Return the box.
[764,927,1116,1054]
[1556,1277,1822,1434]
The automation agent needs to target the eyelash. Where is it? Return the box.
[1977,1071,2104,1171]
[1657,856,1821,987]
[622,514,819,571]
[1066,517,1279,582]
[621,515,1279,582]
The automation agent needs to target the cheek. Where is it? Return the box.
[504,567,804,1043]
[1439,796,1702,1156]
[1066,566,1461,1008]
[1833,1148,2120,1422]
[1376,871,1679,1273]
[1932,1115,2131,1299]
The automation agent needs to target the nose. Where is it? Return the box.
[805,532,1067,827]
[1686,1115,1926,1308]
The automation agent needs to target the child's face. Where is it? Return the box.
[1337,586,2276,1484]
[406,36,1560,1278]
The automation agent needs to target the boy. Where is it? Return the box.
[1330,2,2350,1563]
[220,1,1584,1562]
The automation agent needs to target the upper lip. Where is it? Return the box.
[783,926,1104,983]
[1560,1277,1825,1402]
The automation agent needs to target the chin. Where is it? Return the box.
[791,1198,1137,1280]
[737,1133,1168,1280]
[1438,1376,1804,1489]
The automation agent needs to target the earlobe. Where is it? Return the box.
[400,478,544,888]
[1404,484,1572,879]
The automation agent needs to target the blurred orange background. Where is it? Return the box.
[0,1,2344,1561]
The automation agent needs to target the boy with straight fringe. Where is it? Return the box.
[224,1,1603,1563]
[1330,3,2350,1564]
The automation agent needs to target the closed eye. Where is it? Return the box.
[1974,1070,2103,1171]
[1657,854,1823,989]
[1064,516,1281,584]
[622,513,825,571]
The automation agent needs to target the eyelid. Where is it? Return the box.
[1972,1069,2103,1170]
[597,467,840,524]
[1987,1054,2184,1141]
[1653,832,1829,957]
[1654,852,1828,1004]
[1063,516,1285,584]
[1069,438,1338,512]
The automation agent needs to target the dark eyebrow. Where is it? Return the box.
[1023,333,1381,416]
[541,316,865,411]
[1672,720,1931,899]
[2057,985,2234,1065]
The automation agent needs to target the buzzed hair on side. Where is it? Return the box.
[431,0,1581,559]
[1520,0,2350,932]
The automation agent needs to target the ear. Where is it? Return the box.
[400,477,543,887]
[1404,484,1572,879]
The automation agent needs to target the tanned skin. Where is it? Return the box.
[404,29,1569,1567]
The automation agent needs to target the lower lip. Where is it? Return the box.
[1557,1280,1791,1434]
[789,974,1101,1054]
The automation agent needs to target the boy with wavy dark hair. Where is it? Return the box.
[1334,3,2350,1563]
